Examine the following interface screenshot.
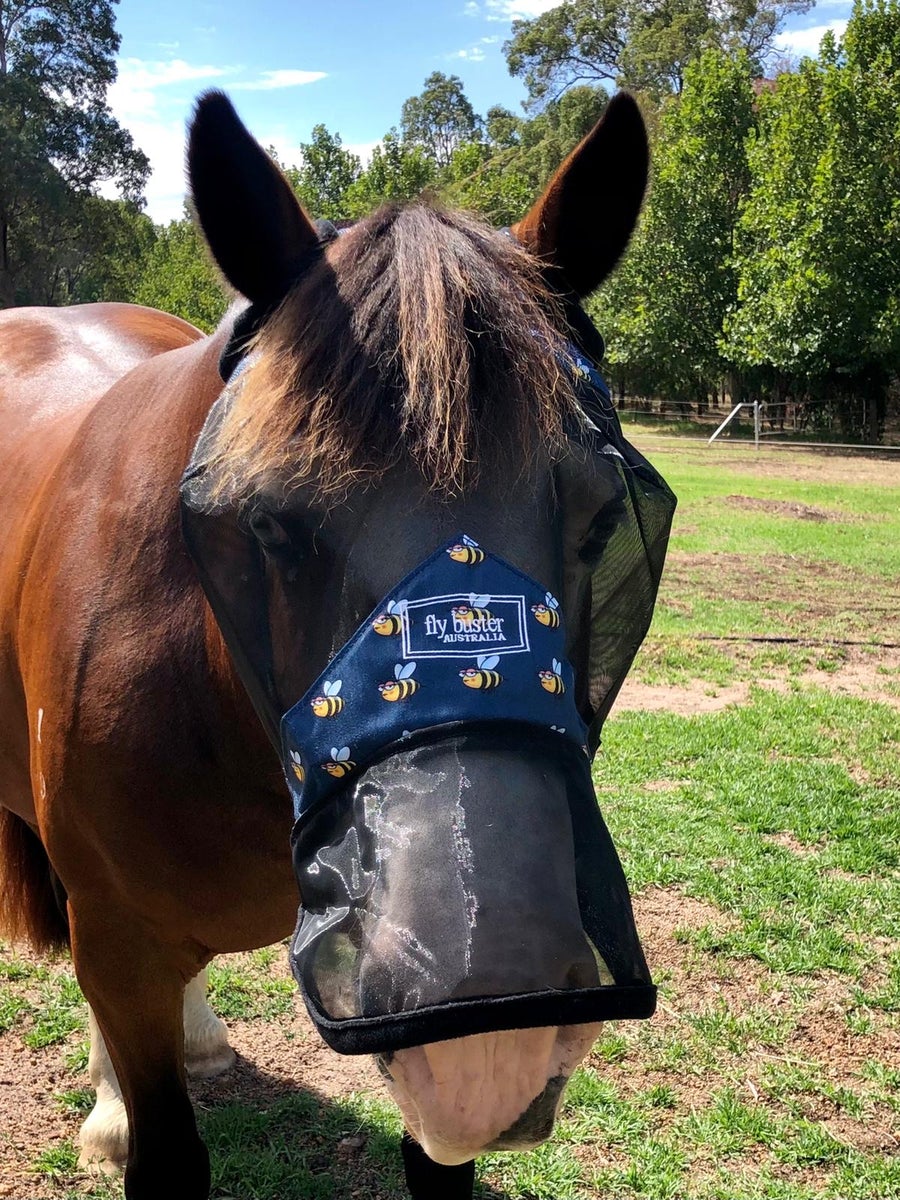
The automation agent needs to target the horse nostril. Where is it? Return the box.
[565,949,603,989]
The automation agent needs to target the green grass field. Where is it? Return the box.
[1,441,897,1199]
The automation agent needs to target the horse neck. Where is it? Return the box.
[117,323,279,778]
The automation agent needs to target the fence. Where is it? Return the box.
[614,398,900,452]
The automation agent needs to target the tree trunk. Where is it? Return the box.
[0,219,15,307]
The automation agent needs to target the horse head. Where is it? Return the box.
[180,92,674,1167]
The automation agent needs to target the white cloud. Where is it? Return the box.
[448,45,487,61]
[231,69,328,91]
[105,58,238,221]
[109,57,233,120]
[775,19,848,57]
[485,0,560,19]
[344,139,379,167]
[105,57,327,222]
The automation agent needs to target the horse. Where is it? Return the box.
[0,89,668,1200]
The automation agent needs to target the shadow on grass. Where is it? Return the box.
[191,1052,512,1200]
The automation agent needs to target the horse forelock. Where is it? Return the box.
[202,202,580,503]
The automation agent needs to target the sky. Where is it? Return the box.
[108,0,855,223]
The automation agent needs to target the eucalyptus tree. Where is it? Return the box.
[504,0,813,102]
[343,130,436,218]
[132,214,228,333]
[0,0,148,304]
[400,72,483,168]
[724,0,900,439]
[592,50,756,406]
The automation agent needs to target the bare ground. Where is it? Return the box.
[616,647,900,713]
[2,661,898,1198]
[2,878,898,1197]
[633,442,900,488]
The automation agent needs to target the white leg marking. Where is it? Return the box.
[77,1009,129,1173]
[183,965,235,1080]
[77,970,234,1172]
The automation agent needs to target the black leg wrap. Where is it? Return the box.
[401,1132,475,1200]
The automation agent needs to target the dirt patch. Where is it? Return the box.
[662,550,899,616]
[615,650,900,714]
[763,831,820,856]
[724,494,843,522]
[576,887,900,1187]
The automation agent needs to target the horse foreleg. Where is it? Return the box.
[78,966,235,1171]
[70,906,210,1200]
[401,1132,475,1200]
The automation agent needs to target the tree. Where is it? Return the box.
[343,129,435,218]
[401,72,482,168]
[592,50,756,404]
[723,1,900,439]
[132,215,228,332]
[278,125,361,221]
[504,0,813,103]
[58,197,155,305]
[0,0,149,304]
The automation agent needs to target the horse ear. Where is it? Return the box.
[187,91,319,308]
[511,92,648,298]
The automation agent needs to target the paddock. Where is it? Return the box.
[1,440,897,1200]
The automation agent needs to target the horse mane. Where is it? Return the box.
[204,201,581,502]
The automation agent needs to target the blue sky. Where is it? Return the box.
[109,0,854,222]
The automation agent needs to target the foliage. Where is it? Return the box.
[592,50,756,405]
[400,71,482,168]
[723,0,900,439]
[279,124,361,222]
[504,0,814,103]
[0,0,149,305]
[343,130,436,218]
[132,216,228,332]
[8,0,900,441]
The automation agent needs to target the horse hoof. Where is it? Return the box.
[185,1041,236,1080]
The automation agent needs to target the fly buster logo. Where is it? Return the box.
[401,592,530,659]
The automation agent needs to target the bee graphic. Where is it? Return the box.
[447,535,485,565]
[572,355,593,382]
[372,599,407,637]
[538,658,566,696]
[459,654,503,691]
[532,592,561,628]
[322,746,355,777]
[289,750,305,784]
[451,594,493,626]
[378,661,419,702]
[310,679,344,717]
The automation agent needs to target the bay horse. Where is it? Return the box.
[0,90,656,1200]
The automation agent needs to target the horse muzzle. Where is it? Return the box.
[379,1022,602,1165]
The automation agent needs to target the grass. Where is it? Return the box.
[596,689,900,976]
[5,440,899,1199]
[625,444,900,685]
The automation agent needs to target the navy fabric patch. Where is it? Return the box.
[282,536,588,818]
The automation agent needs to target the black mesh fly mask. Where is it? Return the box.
[180,241,676,1055]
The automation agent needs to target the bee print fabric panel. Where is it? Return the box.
[281,535,588,819]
